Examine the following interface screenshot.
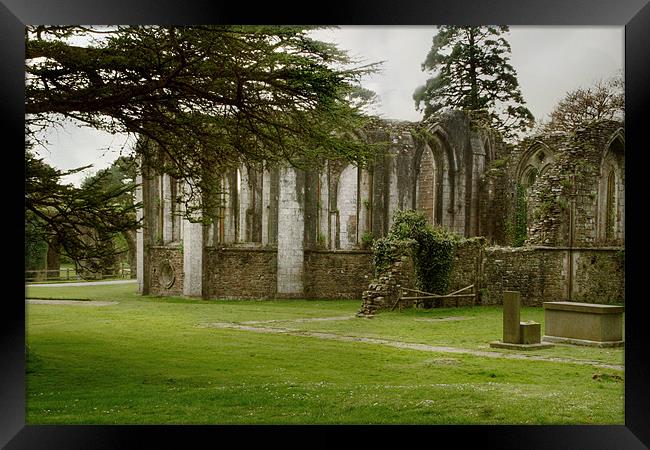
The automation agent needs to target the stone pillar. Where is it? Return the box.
[337,164,358,250]
[319,169,329,247]
[358,168,371,236]
[276,166,304,296]
[182,181,203,297]
[238,166,250,243]
[387,151,399,230]
[223,172,237,244]
[135,171,144,294]
[161,174,173,244]
[261,166,271,245]
[470,135,486,237]
[503,291,521,344]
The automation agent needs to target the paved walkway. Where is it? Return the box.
[201,321,625,372]
[27,279,137,288]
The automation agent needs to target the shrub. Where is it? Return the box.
[372,209,460,294]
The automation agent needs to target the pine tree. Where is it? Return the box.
[413,26,534,139]
[26,25,381,222]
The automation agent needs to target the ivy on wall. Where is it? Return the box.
[372,209,460,294]
[511,183,528,247]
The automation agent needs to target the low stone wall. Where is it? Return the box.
[569,248,624,304]
[204,246,277,299]
[304,249,373,299]
[203,247,374,300]
[358,240,624,312]
[358,255,415,316]
[480,246,624,306]
[481,246,566,306]
[148,245,184,296]
[449,237,484,292]
[149,241,623,306]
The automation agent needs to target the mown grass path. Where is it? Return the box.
[201,321,624,371]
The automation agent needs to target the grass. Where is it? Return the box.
[25,283,624,424]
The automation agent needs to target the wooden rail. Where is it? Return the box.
[392,284,476,310]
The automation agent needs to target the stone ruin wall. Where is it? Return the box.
[359,241,624,315]
[519,121,625,248]
[202,247,373,300]
[148,245,184,297]
[303,250,373,299]
[137,112,624,309]
[205,247,277,299]
[140,110,503,300]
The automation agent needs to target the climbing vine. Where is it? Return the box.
[372,209,460,294]
[510,183,528,247]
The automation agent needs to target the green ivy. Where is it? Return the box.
[511,183,528,247]
[360,230,374,249]
[372,209,460,294]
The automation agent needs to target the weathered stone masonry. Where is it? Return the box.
[137,111,624,306]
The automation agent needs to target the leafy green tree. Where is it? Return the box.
[25,212,48,272]
[25,150,140,274]
[413,26,534,139]
[26,25,381,218]
[80,156,138,277]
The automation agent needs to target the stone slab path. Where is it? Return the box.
[200,321,624,372]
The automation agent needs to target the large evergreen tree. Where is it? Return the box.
[26,26,381,215]
[25,25,382,269]
[413,26,534,139]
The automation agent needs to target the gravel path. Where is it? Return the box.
[201,321,624,371]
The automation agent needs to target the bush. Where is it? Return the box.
[360,230,375,249]
[372,209,460,294]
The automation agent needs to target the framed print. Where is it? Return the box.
[5,0,650,450]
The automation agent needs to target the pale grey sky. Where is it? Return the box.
[33,26,624,186]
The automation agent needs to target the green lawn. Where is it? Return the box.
[25,283,624,424]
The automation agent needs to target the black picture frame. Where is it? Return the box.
[4,0,649,448]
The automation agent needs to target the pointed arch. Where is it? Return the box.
[417,123,458,230]
[515,140,555,189]
[412,144,437,224]
[597,130,625,244]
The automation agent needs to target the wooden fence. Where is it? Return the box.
[392,284,477,310]
[25,266,132,283]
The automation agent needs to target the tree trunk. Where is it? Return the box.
[468,27,479,109]
[123,230,137,279]
[46,239,60,280]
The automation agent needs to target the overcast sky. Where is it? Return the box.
[33,26,624,186]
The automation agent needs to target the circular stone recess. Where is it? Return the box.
[159,261,176,289]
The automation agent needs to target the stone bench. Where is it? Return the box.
[542,302,624,347]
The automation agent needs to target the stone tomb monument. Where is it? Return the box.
[542,302,624,347]
[490,291,553,350]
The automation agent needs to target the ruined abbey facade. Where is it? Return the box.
[136,110,625,305]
